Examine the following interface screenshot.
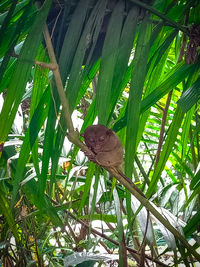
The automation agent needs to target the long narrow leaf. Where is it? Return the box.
[96,1,124,124]
[113,187,127,267]
[178,76,200,112]
[66,0,107,112]
[12,88,51,206]
[125,14,151,176]
[146,107,184,197]
[0,0,52,151]
[108,5,140,122]
[0,188,19,243]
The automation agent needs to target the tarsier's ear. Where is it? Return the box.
[106,129,113,136]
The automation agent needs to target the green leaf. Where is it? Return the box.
[79,214,117,223]
[29,88,51,147]
[113,187,125,267]
[78,163,95,213]
[178,76,200,112]
[11,88,51,206]
[58,0,90,82]
[23,179,62,226]
[146,107,184,198]
[108,5,140,122]
[0,2,36,79]
[113,62,198,132]
[125,14,151,176]
[184,208,200,236]
[190,168,200,190]
[0,188,19,242]
[141,62,199,113]
[181,106,195,160]
[96,1,124,124]
[0,0,52,145]
[66,0,107,112]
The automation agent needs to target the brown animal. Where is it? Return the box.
[81,125,124,167]
[81,124,147,199]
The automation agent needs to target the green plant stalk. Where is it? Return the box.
[43,22,200,262]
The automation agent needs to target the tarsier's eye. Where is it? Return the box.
[99,136,105,142]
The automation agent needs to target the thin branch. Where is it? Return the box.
[155,90,172,167]
[12,52,57,70]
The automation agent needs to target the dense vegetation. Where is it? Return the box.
[0,0,200,266]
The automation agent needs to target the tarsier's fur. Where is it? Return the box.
[81,125,147,199]
[81,125,123,167]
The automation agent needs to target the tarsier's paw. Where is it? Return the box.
[84,150,96,163]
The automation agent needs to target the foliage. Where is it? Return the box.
[0,0,200,266]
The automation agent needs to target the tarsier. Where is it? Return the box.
[80,124,124,167]
[81,124,146,198]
